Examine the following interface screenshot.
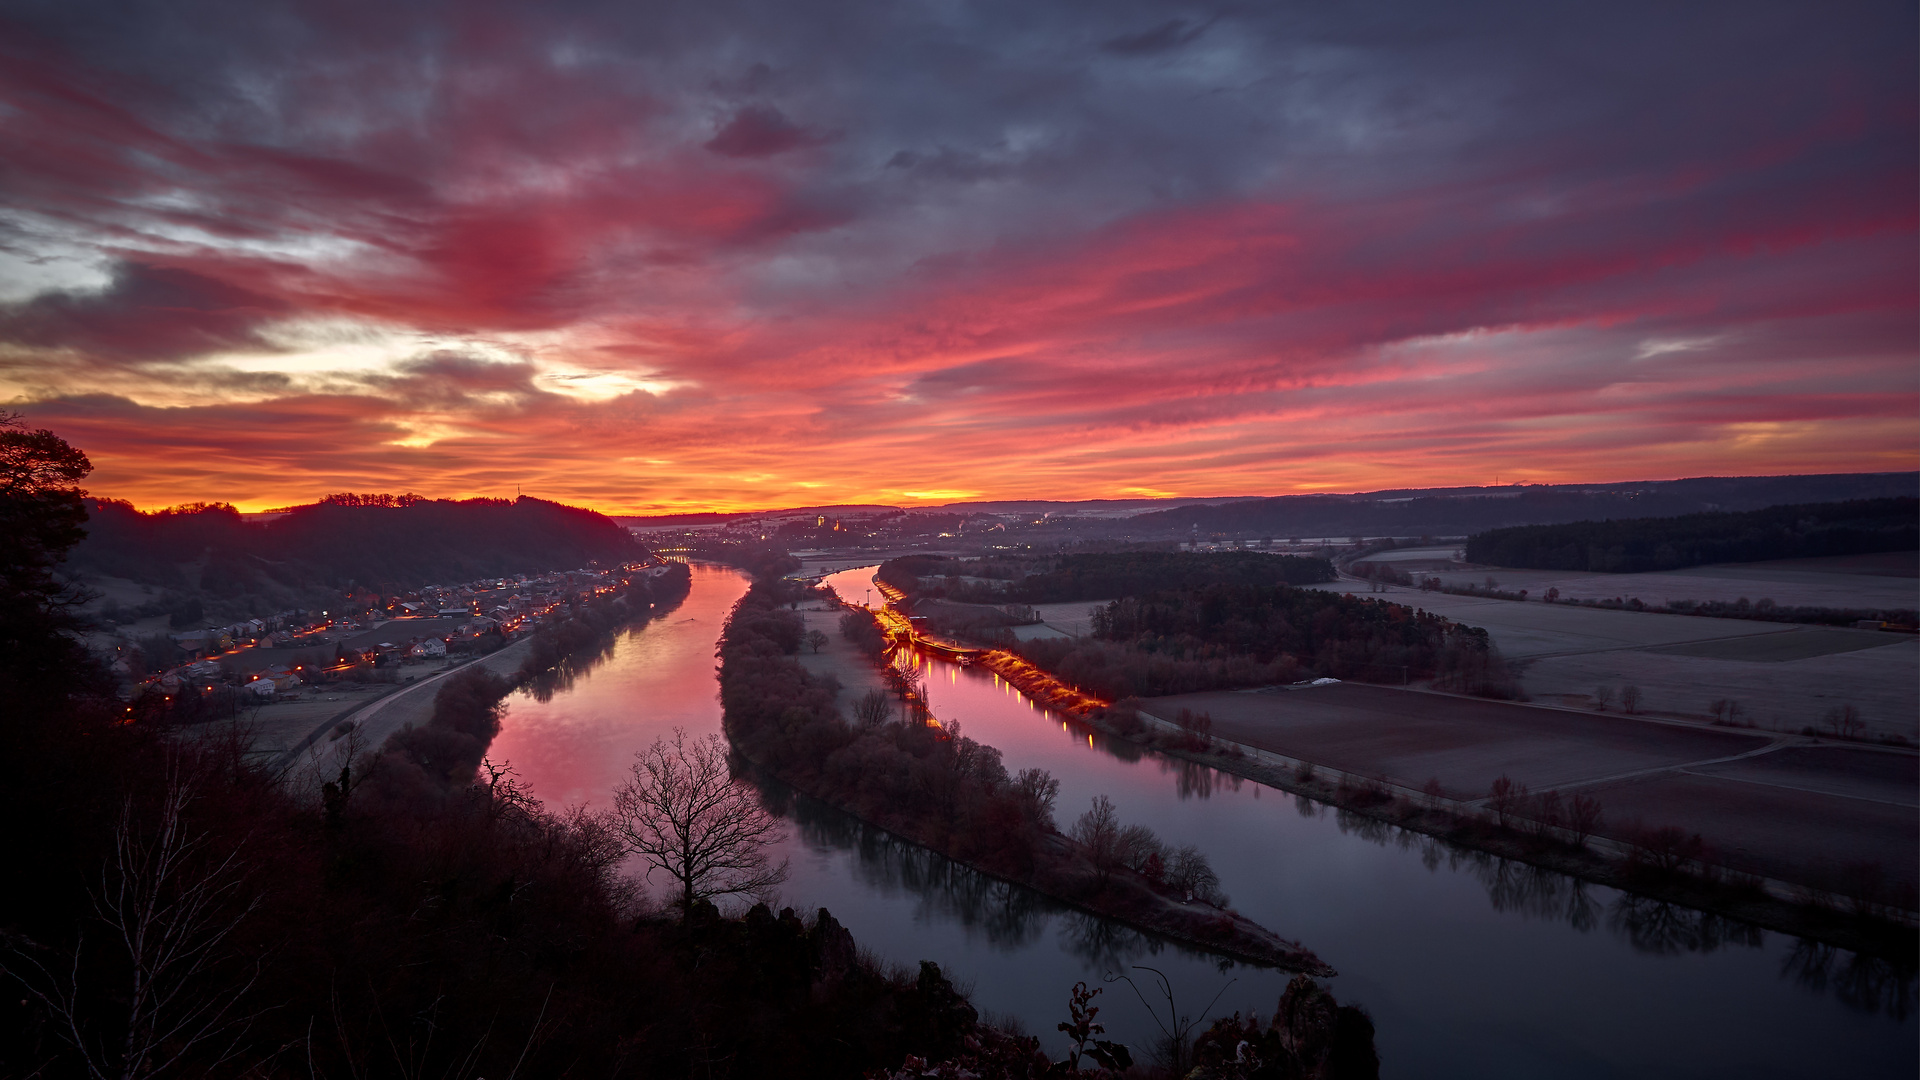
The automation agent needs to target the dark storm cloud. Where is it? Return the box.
[0,0,1911,508]
[0,261,287,360]
[705,105,840,157]
[1101,17,1209,55]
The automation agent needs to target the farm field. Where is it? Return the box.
[1138,683,1770,797]
[1137,683,1919,898]
[1303,581,1787,657]
[1583,764,1917,897]
[1380,549,1918,611]
[1304,582,1919,737]
[1520,641,1917,738]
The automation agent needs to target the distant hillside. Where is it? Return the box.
[71,495,644,616]
[1464,498,1919,573]
[1125,473,1919,539]
[618,504,902,526]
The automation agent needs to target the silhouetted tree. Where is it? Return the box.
[613,729,788,920]
[1073,796,1122,886]
[1488,774,1525,829]
[6,762,263,1080]
[854,688,893,729]
[1567,793,1604,847]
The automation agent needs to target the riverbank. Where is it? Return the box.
[720,583,1333,975]
[974,646,1917,959]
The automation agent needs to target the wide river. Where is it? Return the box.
[488,563,1915,1078]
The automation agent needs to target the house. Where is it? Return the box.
[407,638,447,659]
[170,630,211,654]
[249,665,302,693]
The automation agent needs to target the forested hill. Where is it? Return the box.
[1127,473,1918,539]
[1464,498,1919,573]
[72,494,644,593]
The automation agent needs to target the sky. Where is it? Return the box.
[0,0,1914,514]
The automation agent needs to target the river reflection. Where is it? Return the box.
[765,777,1240,974]
[905,638,1913,1014]
[491,562,1916,1077]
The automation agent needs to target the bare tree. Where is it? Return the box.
[1165,845,1225,906]
[803,629,829,654]
[1488,774,1527,829]
[1072,795,1122,886]
[1013,768,1060,828]
[1567,793,1604,847]
[5,766,264,1080]
[613,729,787,920]
[1116,824,1165,880]
[853,688,893,729]
[1621,684,1641,714]
[1531,789,1565,839]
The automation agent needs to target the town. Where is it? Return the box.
[98,561,676,721]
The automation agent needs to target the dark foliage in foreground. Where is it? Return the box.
[0,434,1029,1078]
[1465,498,1918,573]
[1188,975,1379,1079]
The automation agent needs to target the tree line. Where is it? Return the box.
[1463,497,1918,573]
[69,492,644,622]
[1011,582,1516,699]
[881,550,1336,604]
[1125,475,1919,540]
[722,577,1064,876]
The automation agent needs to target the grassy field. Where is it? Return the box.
[1025,600,1107,638]
[1519,638,1916,738]
[1386,549,1918,610]
[1306,581,1919,737]
[796,604,895,711]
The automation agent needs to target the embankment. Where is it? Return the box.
[363,564,693,792]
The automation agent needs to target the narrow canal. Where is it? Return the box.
[485,562,1915,1078]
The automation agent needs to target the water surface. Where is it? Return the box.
[488,563,1917,1078]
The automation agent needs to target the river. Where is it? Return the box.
[486,562,1916,1078]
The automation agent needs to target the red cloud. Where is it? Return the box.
[0,2,1913,512]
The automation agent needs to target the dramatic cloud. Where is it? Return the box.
[0,0,1912,511]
